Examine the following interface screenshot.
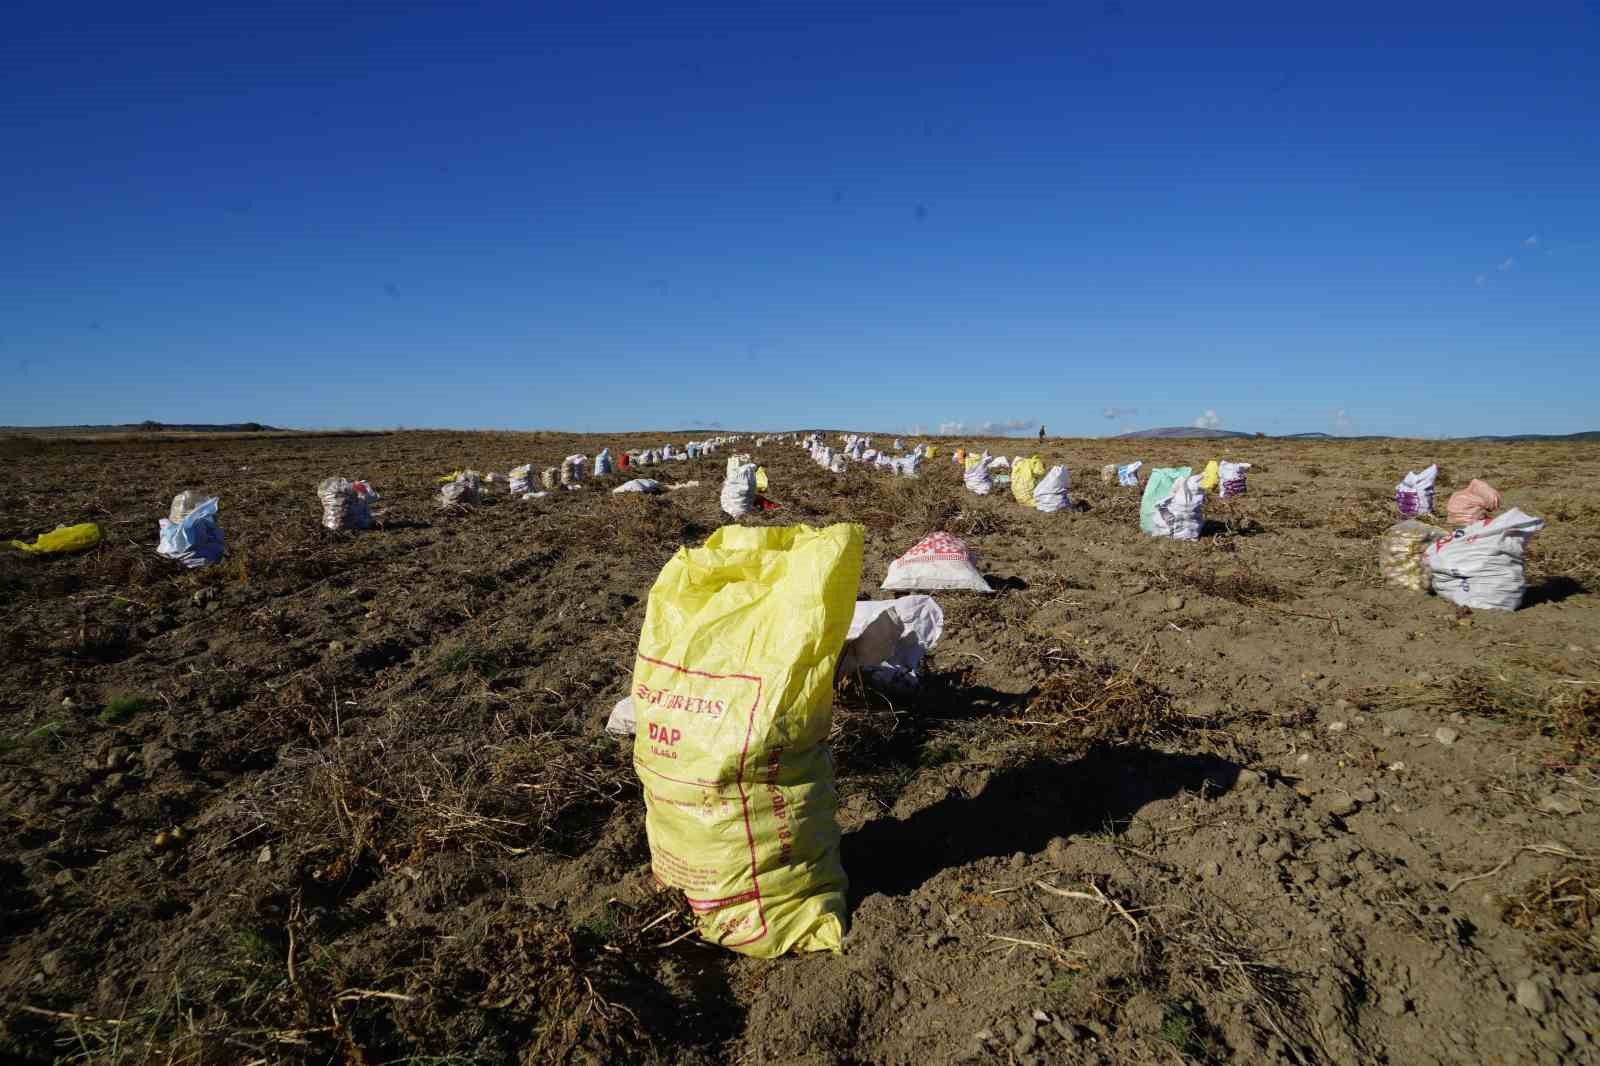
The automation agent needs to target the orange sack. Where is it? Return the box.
[1446,479,1501,526]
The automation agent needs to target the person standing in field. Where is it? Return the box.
[1038,425,1046,442]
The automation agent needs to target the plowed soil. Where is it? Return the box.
[3,430,1599,1065]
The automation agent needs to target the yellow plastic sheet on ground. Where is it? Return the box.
[632,523,864,957]
[437,469,465,483]
[1199,460,1220,492]
[1011,455,1046,506]
[9,523,101,555]
[755,466,769,492]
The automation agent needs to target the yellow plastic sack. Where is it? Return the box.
[437,469,464,483]
[755,466,769,492]
[1199,460,1220,492]
[1011,455,1046,506]
[925,445,936,459]
[633,523,864,957]
[9,523,101,555]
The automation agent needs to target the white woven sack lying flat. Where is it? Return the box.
[882,532,993,593]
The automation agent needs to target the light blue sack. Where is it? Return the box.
[157,497,225,568]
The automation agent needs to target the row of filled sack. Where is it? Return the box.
[433,436,765,509]
[6,437,775,566]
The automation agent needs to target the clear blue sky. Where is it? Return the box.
[5,2,1597,437]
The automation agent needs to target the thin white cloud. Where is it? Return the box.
[1474,273,1489,287]
[1193,409,1221,430]
[1524,235,1539,247]
[1498,257,1514,272]
[937,418,1038,436]
[1103,406,1137,420]
[975,418,1038,436]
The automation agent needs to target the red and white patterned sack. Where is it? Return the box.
[881,532,993,593]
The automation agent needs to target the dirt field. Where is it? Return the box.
[3,429,1598,1065]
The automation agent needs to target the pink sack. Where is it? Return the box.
[1446,479,1501,526]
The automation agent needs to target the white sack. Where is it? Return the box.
[1424,508,1545,611]
[1033,465,1072,513]
[1149,475,1206,541]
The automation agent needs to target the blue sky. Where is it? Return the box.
[5,2,1597,436]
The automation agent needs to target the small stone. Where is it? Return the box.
[40,949,64,977]
[1326,720,1347,734]
[257,845,273,865]
[1198,860,1222,879]
[1165,593,1185,611]
[52,869,76,888]
[925,931,948,948]
[1052,1018,1076,1042]
[1389,761,1406,772]
[1013,1031,1038,1055]
[1540,794,1581,817]
[1031,1009,1051,1023]
[1321,794,1359,817]
[1378,989,1409,1017]
[1010,851,1027,871]
[1434,727,1459,746]
[1333,698,1352,713]
[61,697,77,709]
[327,641,345,654]
[141,743,178,775]
[974,1029,995,1043]
[191,588,214,607]
[1353,786,1378,804]
[103,772,127,790]
[1536,1027,1573,1053]
[1517,978,1549,1014]
[154,831,172,850]
[1237,769,1265,788]
[1258,842,1292,864]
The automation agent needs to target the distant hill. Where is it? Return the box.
[1456,431,1600,442]
[1114,428,1600,442]
[0,422,284,433]
[1114,426,1255,439]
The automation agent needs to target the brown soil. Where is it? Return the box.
[2,430,1598,1065]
